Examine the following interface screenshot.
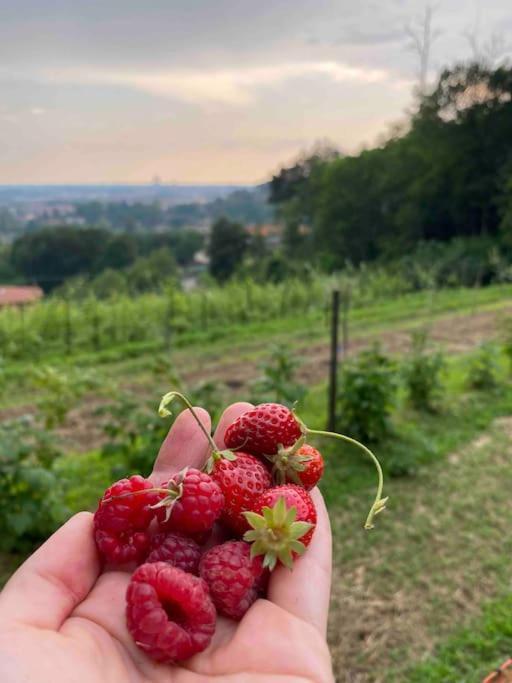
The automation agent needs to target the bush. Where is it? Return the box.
[336,345,397,443]
[501,316,512,372]
[0,416,66,551]
[250,344,307,407]
[466,344,500,391]
[98,395,170,478]
[402,329,444,412]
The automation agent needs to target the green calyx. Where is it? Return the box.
[267,437,310,486]
[243,496,314,571]
[204,448,237,474]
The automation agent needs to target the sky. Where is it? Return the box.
[0,0,510,184]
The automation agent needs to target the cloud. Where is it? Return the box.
[39,61,407,106]
[30,107,46,115]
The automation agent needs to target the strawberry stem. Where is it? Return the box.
[159,390,218,454]
[305,429,387,530]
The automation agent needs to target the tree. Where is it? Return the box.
[167,230,204,266]
[10,226,109,291]
[94,234,138,272]
[126,247,177,294]
[208,217,248,282]
[91,269,128,299]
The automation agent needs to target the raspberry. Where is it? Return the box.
[225,403,303,457]
[146,533,201,575]
[155,468,224,535]
[199,541,267,620]
[126,562,216,662]
[94,475,160,564]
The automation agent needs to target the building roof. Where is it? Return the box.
[0,286,43,306]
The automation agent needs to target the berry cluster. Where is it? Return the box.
[92,392,386,664]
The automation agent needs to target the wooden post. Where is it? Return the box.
[327,289,340,431]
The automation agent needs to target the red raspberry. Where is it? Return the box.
[225,403,303,457]
[155,468,224,535]
[94,475,160,564]
[244,484,317,570]
[210,451,272,536]
[126,562,216,662]
[146,533,201,575]
[199,541,267,620]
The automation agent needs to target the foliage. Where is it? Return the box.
[271,63,512,270]
[402,329,445,412]
[31,365,108,429]
[98,394,170,478]
[500,316,512,371]
[336,345,398,443]
[466,344,500,391]
[11,226,109,291]
[0,416,65,551]
[249,344,306,407]
[98,377,225,478]
[208,217,248,282]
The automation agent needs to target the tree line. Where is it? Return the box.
[269,62,512,283]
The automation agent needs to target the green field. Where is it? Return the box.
[1,282,512,682]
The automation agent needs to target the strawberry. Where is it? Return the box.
[159,391,387,531]
[224,403,303,457]
[243,484,317,570]
[208,451,272,536]
[271,444,324,490]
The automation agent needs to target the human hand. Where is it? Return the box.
[0,402,334,683]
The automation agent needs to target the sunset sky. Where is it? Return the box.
[0,0,510,184]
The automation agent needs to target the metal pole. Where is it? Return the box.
[327,289,340,431]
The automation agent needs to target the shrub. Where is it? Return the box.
[250,344,307,407]
[336,345,397,443]
[402,329,445,412]
[501,316,512,372]
[0,416,65,551]
[98,394,170,478]
[466,344,500,391]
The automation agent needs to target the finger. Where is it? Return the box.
[267,488,332,635]
[213,402,253,449]
[0,512,100,629]
[150,406,211,483]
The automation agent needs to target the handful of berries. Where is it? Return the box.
[92,392,387,663]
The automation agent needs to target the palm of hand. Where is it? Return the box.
[0,403,333,683]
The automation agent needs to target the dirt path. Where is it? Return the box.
[180,304,511,390]
[2,304,509,452]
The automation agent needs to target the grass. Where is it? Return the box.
[405,594,512,682]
